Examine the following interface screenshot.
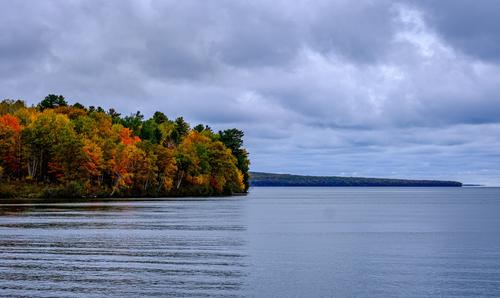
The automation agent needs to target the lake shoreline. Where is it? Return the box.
[250,172,463,187]
[0,180,248,203]
[2,185,486,205]
[0,194,246,205]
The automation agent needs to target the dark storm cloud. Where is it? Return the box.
[1,0,500,184]
[410,0,500,62]
[305,0,396,63]
[0,2,52,76]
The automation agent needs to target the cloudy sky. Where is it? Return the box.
[2,0,500,185]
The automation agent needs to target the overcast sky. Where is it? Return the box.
[2,0,500,185]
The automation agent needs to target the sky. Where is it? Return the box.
[1,0,500,185]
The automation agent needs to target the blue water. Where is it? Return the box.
[1,187,500,297]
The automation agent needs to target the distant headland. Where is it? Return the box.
[250,172,462,187]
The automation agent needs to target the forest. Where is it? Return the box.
[0,95,249,199]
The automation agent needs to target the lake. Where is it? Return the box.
[1,187,500,297]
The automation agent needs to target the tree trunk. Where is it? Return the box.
[176,171,184,190]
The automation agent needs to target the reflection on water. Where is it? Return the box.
[0,203,135,217]
[0,200,247,297]
[1,188,500,297]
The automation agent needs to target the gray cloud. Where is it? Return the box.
[410,0,500,62]
[1,0,500,184]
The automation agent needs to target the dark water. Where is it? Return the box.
[1,187,500,297]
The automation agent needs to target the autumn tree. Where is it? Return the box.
[154,145,177,193]
[22,110,79,182]
[219,129,250,191]
[0,114,22,178]
[176,131,244,195]
[0,99,26,115]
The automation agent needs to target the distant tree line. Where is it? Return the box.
[0,95,250,198]
[250,172,462,187]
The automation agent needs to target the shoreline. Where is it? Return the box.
[0,194,247,205]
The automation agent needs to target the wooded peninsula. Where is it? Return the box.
[0,95,249,199]
[250,172,462,187]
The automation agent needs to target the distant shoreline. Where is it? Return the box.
[250,172,462,187]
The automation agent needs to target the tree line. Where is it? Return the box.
[0,95,249,198]
[250,172,462,187]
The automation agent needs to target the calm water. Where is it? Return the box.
[1,187,500,297]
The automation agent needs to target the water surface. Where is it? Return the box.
[1,187,500,297]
